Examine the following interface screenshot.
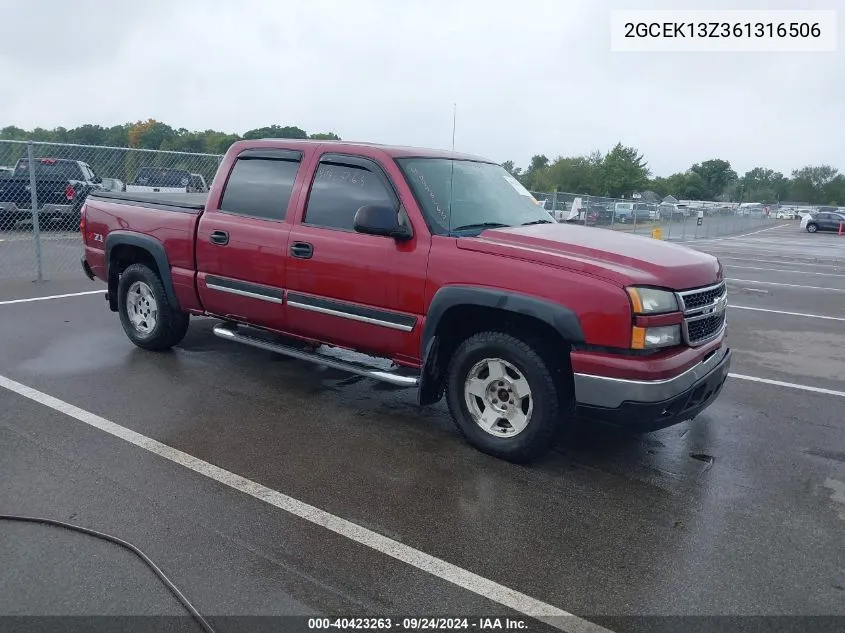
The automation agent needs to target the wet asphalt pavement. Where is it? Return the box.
[1,222,844,632]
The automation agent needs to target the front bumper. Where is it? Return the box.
[574,346,732,431]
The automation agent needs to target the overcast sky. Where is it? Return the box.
[0,0,841,177]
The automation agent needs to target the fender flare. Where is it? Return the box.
[104,231,180,311]
[417,286,585,405]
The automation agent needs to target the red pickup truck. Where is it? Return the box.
[80,139,730,462]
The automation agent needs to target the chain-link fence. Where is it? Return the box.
[0,138,804,283]
[529,189,785,241]
[0,139,222,282]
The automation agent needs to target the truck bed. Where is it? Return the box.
[83,190,206,313]
[87,190,207,212]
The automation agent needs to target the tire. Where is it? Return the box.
[117,263,190,351]
[445,331,575,463]
[807,223,818,233]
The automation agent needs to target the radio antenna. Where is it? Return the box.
[451,102,457,150]
[448,102,456,233]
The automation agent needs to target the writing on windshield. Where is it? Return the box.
[397,158,551,235]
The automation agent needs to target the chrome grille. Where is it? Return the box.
[677,281,727,346]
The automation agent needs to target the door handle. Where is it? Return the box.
[210,230,229,245]
[290,241,313,259]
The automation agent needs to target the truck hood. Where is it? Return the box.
[458,223,722,290]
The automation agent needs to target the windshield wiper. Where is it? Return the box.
[521,219,554,225]
[450,222,511,232]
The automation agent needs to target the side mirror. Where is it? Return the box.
[93,175,103,184]
[353,205,412,241]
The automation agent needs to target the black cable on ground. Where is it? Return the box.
[0,514,216,633]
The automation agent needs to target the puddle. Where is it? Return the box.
[822,478,845,520]
[690,453,714,464]
[18,333,135,376]
[805,449,845,464]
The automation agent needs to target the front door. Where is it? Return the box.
[195,148,307,330]
[284,153,429,364]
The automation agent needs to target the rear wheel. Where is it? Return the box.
[807,223,818,233]
[117,263,189,350]
[445,331,574,463]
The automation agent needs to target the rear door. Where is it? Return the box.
[195,147,306,330]
[816,213,834,230]
[283,152,429,363]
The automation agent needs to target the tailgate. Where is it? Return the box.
[0,177,73,208]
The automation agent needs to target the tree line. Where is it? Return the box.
[0,120,341,156]
[505,143,845,206]
[1,121,842,205]
[0,120,342,189]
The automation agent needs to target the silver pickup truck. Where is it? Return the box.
[126,167,208,194]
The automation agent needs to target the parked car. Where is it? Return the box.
[80,139,731,463]
[188,173,208,193]
[587,203,614,225]
[0,157,103,229]
[633,203,660,221]
[775,209,796,219]
[804,210,845,233]
[613,202,633,223]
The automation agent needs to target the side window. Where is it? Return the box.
[303,161,396,231]
[219,157,301,221]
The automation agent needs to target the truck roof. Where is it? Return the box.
[248,138,496,163]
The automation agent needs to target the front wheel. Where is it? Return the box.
[117,263,190,351]
[807,223,818,233]
[445,331,574,463]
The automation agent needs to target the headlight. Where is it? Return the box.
[631,325,682,350]
[626,286,679,314]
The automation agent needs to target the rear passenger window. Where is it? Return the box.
[220,157,301,221]
[304,162,396,231]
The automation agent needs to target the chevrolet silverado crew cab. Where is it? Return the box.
[80,139,731,463]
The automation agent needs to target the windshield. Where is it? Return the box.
[14,159,84,180]
[396,158,552,235]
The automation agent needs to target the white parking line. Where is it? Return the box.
[692,224,791,243]
[725,265,845,277]
[715,256,844,269]
[705,248,844,260]
[730,305,845,321]
[726,278,845,293]
[729,374,845,398]
[0,290,103,306]
[0,374,612,633]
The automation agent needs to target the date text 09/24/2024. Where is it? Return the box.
[307,618,529,631]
